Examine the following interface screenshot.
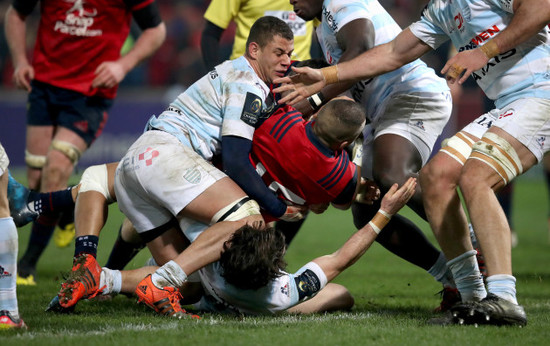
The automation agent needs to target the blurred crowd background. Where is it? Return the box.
[0,0,487,169]
[0,0,448,93]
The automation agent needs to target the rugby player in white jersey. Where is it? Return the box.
[54,16,309,316]
[90,178,416,316]
[285,0,458,311]
[275,0,550,326]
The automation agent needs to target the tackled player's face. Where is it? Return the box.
[290,0,322,21]
[256,35,293,84]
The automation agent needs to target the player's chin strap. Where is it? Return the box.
[210,197,260,224]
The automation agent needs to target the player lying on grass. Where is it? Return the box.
[81,178,416,316]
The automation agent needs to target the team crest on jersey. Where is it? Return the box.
[240,92,263,127]
[294,269,321,300]
[183,167,202,184]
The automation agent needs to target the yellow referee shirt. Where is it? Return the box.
[204,0,314,60]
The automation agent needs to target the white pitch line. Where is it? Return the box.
[2,312,375,340]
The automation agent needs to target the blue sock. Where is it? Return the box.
[74,235,99,258]
[31,188,74,214]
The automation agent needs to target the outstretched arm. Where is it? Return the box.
[313,177,416,281]
[274,28,431,105]
[443,0,550,84]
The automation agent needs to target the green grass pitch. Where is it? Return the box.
[2,172,550,345]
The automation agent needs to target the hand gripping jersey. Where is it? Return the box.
[146,56,273,161]
[17,0,157,99]
[316,0,448,123]
[250,104,358,222]
[409,0,550,109]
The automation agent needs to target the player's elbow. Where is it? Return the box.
[151,22,167,46]
[326,284,355,312]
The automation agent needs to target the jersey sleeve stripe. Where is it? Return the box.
[318,152,350,190]
[131,0,155,11]
[325,153,351,190]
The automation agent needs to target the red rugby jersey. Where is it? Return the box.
[250,105,357,221]
[30,0,153,98]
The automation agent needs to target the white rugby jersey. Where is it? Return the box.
[179,218,328,315]
[196,261,328,315]
[316,0,448,123]
[410,0,550,108]
[146,56,272,161]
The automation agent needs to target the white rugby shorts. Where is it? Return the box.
[361,91,452,178]
[461,97,550,162]
[114,130,226,233]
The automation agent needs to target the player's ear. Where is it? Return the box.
[338,140,350,151]
[248,41,260,59]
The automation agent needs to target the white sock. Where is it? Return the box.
[99,267,122,295]
[151,260,187,288]
[428,252,455,288]
[0,217,19,318]
[447,250,487,302]
[487,274,518,304]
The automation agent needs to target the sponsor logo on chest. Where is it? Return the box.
[54,0,102,37]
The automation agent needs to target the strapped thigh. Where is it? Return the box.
[470,132,523,185]
[440,131,476,166]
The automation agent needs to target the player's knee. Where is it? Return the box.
[79,164,115,203]
[329,284,354,311]
[373,168,409,193]
[419,158,453,193]
[457,165,481,197]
